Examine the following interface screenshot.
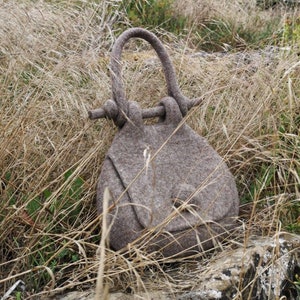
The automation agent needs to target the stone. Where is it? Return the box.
[50,234,300,300]
[256,0,300,9]
[178,234,300,300]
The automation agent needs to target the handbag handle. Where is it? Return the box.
[88,28,202,127]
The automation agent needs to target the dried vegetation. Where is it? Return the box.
[0,0,299,299]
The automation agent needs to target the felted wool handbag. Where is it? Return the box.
[89,28,239,258]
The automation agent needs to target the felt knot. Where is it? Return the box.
[104,96,129,128]
[159,96,183,125]
[102,99,119,120]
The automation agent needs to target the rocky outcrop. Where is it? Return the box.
[257,0,300,9]
[191,45,292,69]
[178,234,300,299]
[51,234,300,300]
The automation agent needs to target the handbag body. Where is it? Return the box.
[90,28,239,257]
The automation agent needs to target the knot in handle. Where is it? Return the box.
[88,28,204,127]
[111,27,188,127]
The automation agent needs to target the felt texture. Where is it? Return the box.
[95,28,239,257]
[97,97,239,257]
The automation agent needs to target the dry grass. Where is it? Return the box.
[0,0,299,299]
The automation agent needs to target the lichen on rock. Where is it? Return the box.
[178,234,300,300]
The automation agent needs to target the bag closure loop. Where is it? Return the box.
[88,28,203,128]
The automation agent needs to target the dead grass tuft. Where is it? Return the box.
[0,0,299,299]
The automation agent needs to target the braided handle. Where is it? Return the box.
[88,28,201,127]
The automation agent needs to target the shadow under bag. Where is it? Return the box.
[89,28,239,258]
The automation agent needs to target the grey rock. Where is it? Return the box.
[257,0,300,9]
[178,234,300,300]
[51,290,170,300]
[193,45,291,70]
[50,235,300,300]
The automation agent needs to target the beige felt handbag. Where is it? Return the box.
[89,28,239,258]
